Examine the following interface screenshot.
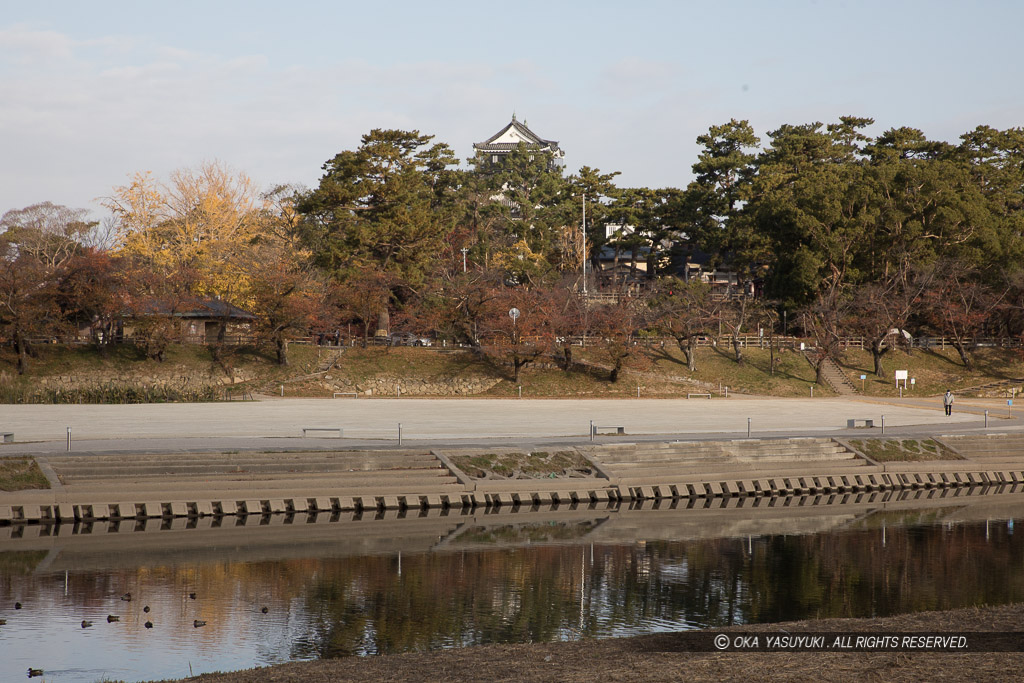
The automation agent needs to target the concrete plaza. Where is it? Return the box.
[1,395,1012,455]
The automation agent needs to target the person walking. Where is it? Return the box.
[943,389,954,416]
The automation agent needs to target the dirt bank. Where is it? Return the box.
[159,603,1024,682]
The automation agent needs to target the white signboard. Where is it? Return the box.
[895,370,908,380]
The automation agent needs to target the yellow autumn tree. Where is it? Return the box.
[102,161,266,305]
[491,239,552,287]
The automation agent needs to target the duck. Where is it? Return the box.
[0,618,6,625]
[144,620,153,629]
[120,593,132,602]
[107,615,120,623]
[188,592,197,600]
[27,668,43,678]
[193,619,206,628]
[81,620,93,628]
[261,606,269,614]
[14,602,22,609]
[143,605,150,613]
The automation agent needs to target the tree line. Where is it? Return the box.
[2,118,1023,381]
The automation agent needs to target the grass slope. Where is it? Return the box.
[837,347,1024,398]
[2,341,1021,400]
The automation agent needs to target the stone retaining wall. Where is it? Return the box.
[318,374,504,396]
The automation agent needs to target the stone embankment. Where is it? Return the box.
[33,368,258,391]
[3,434,1024,525]
[316,374,504,396]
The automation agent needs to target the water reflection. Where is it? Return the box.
[1,493,1023,682]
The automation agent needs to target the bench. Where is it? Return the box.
[332,392,358,398]
[0,432,12,443]
[302,427,343,438]
[687,393,712,399]
[846,419,874,428]
[223,389,253,401]
[592,425,625,435]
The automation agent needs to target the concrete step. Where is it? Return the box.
[55,462,447,478]
[45,452,437,469]
[53,483,470,502]
[598,450,856,467]
[603,458,865,473]
[597,453,738,465]
[50,453,443,472]
[476,478,607,492]
[598,445,852,462]
[608,460,869,480]
[61,473,462,489]
[592,439,849,461]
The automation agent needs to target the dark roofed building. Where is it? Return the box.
[125,297,257,344]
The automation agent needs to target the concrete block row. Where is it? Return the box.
[479,488,621,508]
[622,469,1024,501]
[4,467,1022,523]
[0,492,478,523]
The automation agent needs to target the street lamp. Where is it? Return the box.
[509,307,520,340]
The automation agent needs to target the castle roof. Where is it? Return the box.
[473,115,562,156]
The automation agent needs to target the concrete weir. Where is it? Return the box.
[2,434,1024,524]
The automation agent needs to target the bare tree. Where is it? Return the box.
[651,278,718,372]
[802,289,847,386]
[922,260,1006,371]
[844,270,927,377]
[0,202,95,269]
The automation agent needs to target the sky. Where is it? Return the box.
[2,0,1023,220]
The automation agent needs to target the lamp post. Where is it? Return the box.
[509,307,520,341]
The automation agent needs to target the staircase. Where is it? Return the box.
[585,438,862,486]
[938,434,1024,468]
[316,349,344,373]
[39,450,467,517]
[804,352,858,395]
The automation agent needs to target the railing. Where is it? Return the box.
[13,334,1023,352]
[20,334,257,346]
[473,335,1024,351]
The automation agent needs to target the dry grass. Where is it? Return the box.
[848,438,962,462]
[4,342,1022,401]
[837,347,1024,398]
[450,450,592,479]
[0,457,50,491]
[648,345,829,397]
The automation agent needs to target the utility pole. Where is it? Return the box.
[460,247,468,273]
[581,193,587,295]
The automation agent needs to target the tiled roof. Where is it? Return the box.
[474,142,557,151]
[473,116,561,153]
[132,298,257,320]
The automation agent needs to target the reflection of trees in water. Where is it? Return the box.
[292,521,1024,658]
[738,522,1024,623]
[4,520,1021,660]
[295,548,590,658]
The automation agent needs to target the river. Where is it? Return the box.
[1,489,1022,682]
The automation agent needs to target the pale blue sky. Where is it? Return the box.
[2,0,1022,217]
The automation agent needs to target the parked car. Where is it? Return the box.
[389,332,433,347]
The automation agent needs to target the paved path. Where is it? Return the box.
[1,396,1017,455]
